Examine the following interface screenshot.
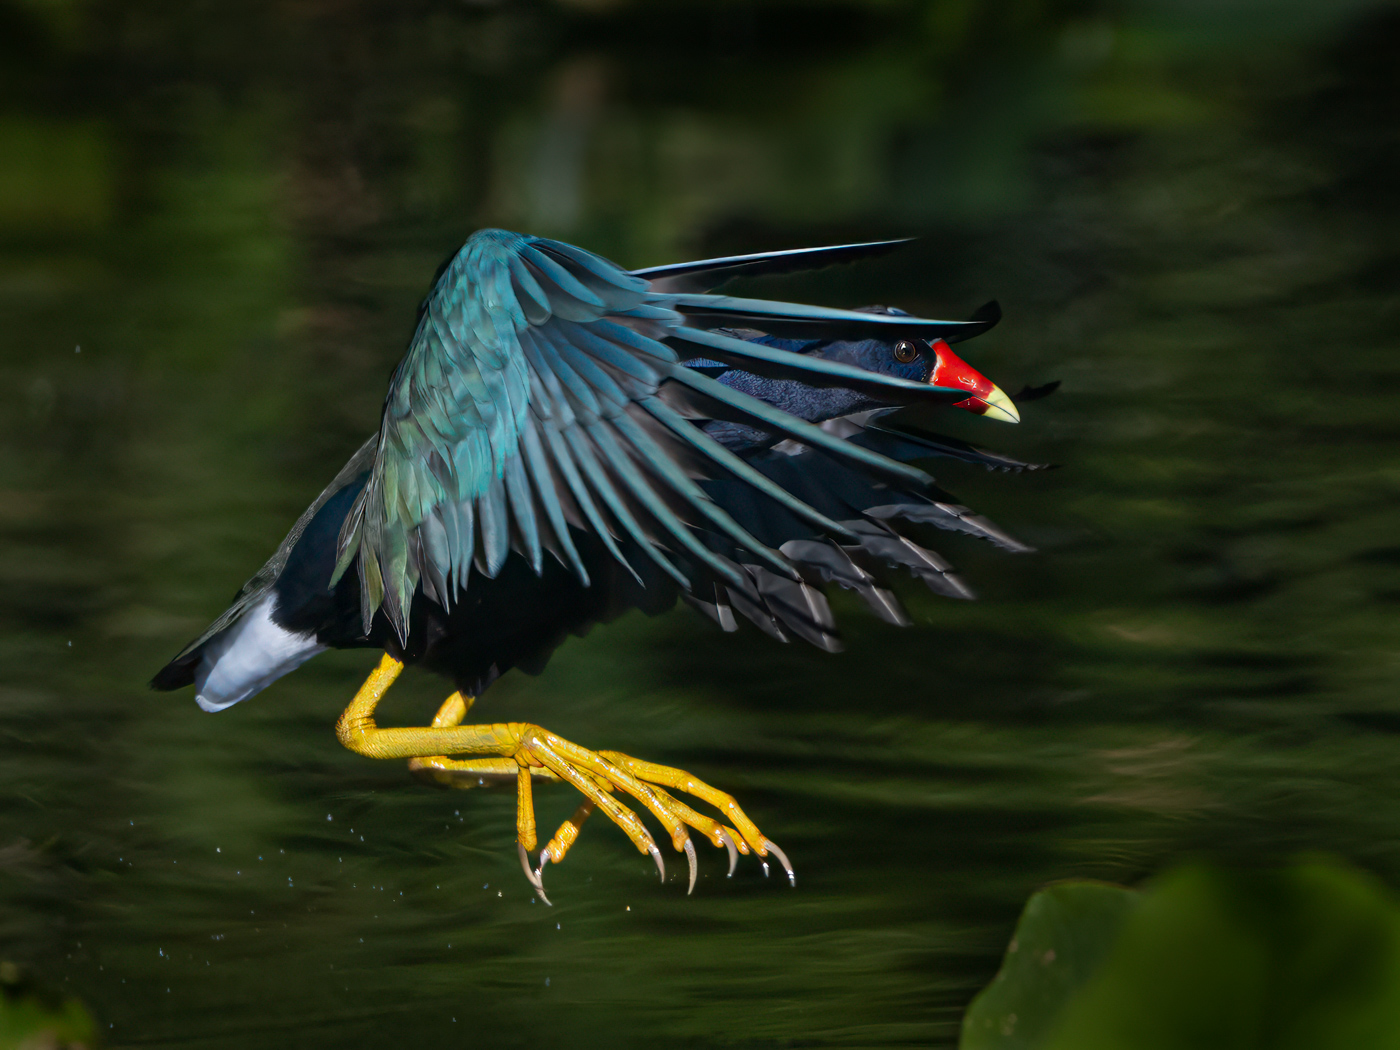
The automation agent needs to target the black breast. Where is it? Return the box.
[405,540,679,697]
[277,490,681,699]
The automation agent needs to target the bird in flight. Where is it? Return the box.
[153,229,1043,902]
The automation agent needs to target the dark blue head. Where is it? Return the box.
[758,330,1019,424]
[806,305,1016,421]
[814,334,935,385]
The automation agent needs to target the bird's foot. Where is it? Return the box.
[512,727,791,902]
[337,663,790,901]
[405,704,791,900]
[591,750,793,886]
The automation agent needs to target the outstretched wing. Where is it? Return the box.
[335,228,995,643]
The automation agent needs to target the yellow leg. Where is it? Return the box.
[408,692,564,788]
[431,692,473,727]
[406,688,752,873]
[338,654,791,899]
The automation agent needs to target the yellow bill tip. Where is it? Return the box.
[978,384,1020,424]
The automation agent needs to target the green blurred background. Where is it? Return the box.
[1,0,1399,1046]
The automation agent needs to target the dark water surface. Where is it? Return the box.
[3,1,1400,1046]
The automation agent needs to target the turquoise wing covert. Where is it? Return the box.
[334,228,997,643]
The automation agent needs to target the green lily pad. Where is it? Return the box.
[962,858,1400,1050]
[961,880,1140,1050]
[1045,860,1400,1050]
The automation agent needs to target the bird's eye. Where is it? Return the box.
[893,340,919,364]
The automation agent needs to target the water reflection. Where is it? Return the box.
[2,1,1399,1047]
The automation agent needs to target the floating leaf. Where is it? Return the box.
[961,880,1139,1049]
[1045,860,1400,1050]
[962,858,1400,1050]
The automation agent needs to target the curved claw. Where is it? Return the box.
[761,838,795,887]
[715,827,739,877]
[683,838,697,895]
[481,732,786,898]
[519,841,552,906]
[537,850,552,902]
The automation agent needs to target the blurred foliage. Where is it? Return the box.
[0,961,96,1050]
[0,119,110,236]
[963,858,1400,1050]
[1,0,1399,1047]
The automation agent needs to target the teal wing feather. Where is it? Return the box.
[337,228,990,644]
